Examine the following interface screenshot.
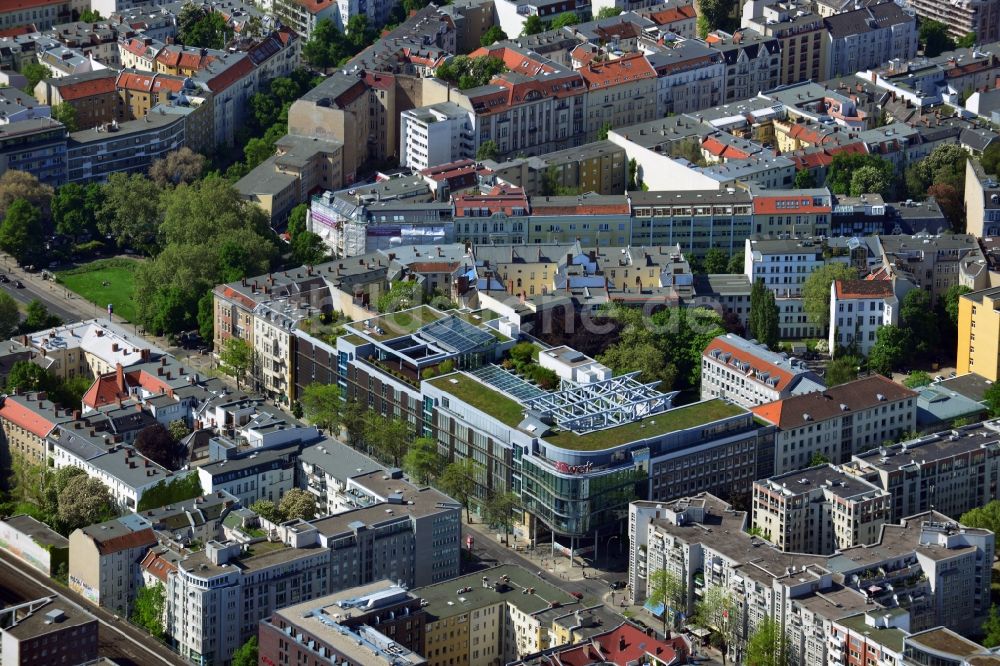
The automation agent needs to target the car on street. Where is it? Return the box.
[14,280,24,289]
[0,274,10,283]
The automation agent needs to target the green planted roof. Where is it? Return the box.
[427,372,525,427]
[542,399,747,451]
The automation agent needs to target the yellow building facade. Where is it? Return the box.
[957,286,1000,381]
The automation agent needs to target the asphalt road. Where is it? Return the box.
[0,551,185,666]
[0,269,81,323]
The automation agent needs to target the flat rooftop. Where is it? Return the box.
[1,595,96,639]
[834,612,907,652]
[759,464,886,501]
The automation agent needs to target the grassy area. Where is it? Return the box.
[542,399,747,451]
[428,372,526,427]
[57,258,140,323]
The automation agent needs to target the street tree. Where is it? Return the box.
[279,488,317,521]
[365,415,411,467]
[219,337,253,389]
[648,568,685,637]
[0,198,44,265]
[300,382,341,431]
[440,458,478,523]
[52,182,102,240]
[746,617,788,666]
[694,585,739,665]
[802,263,857,331]
[341,399,368,446]
[0,292,20,339]
[484,491,520,545]
[903,370,933,389]
[0,170,52,217]
[22,299,60,333]
[985,381,1000,417]
[232,637,258,666]
[403,436,446,484]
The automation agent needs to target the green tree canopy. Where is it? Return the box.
[0,170,52,218]
[403,436,446,485]
[793,169,816,188]
[179,5,229,48]
[97,172,163,254]
[57,477,116,532]
[22,299,61,333]
[597,121,612,141]
[232,637,259,666]
[150,147,205,187]
[365,415,411,467]
[960,499,1000,536]
[746,617,788,666]
[983,605,1000,648]
[802,262,857,331]
[377,280,423,313]
[551,11,579,28]
[132,583,165,637]
[436,56,506,90]
[51,103,78,132]
[647,568,685,635]
[477,140,500,161]
[905,143,969,197]
[868,325,909,376]
[985,381,1000,417]
[52,182,102,240]
[300,383,341,431]
[21,63,53,93]
[703,248,728,274]
[826,153,894,196]
[279,488,317,521]
[919,19,955,58]
[903,370,933,389]
[850,165,893,198]
[825,355,861,387]
[484,491,520,545]
[0,292,20,339]
[480,25,508,45]
[944,284,972,326]
[250,499,282,523]
[697,0,737,34]
[79,8,103,21]
[136,474,202,511]
[0,198,44,265]
[440,458,479,522]
[596,6,621,18]
[521,15,545,35]
[726,251,745,274]
[983,144,1000,177]
[749,279,779,350]
[900,289,938,358]
[218,337,253,389]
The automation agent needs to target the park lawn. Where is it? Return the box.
[57,258,140,323]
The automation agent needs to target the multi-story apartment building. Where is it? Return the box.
[751,375,917,474]
[65,111,187,183]
[705,28,782,103]
[485,140,628,196]
[297,439,381,516]
[0,118,68,187]
[879,233,987,304]
[400,102,475,171]
[145,538,332,666]
[24,319,164,382]
[822,3,917,79]
[309,470,462,590]
[752,464,891,554]
[33,69,118,130]
[646,42,726,117]
[628,189,754,258]
[744,235,861,339]
[700,333,824,408]
[0,392,73,468]
[828,278,898,356]
[842,420,1000,521]
[966,158,1000,237]
[0,0,71,31]
[957,285,1000,380]
[904,0,1000,43]
[743,0,829,86]
[0,596,99,666]
[259,581,428,666]
[196,443,298,506]
[494,0,591,39]
[581,52,659,138]
[68,514,157,613]
[630,494,994,661]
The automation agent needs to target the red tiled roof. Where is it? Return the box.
[753,195,831,215]
[578,52,654,90]
[751,375,915,429]
[54,74,116,101]
[116,70,186,94]
[454,185,529,216]
[286,0,336,15]
[409,261,460,273]
[644,5,696,24]
[0,24,36,38]
[703,337,797,392]
[363,70,394,90]
[121,38,155,58]
[204,56,253,93]
[140,549,177,583]
[702,136,751,160]
[155,46,215,71]
[834,279,893,299]
[1,0,65,11]
[220,285,258,309]
[92,527,156,555]
[546,624,685,666]
[0,396,57,439]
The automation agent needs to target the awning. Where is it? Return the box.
[685,626,712,638]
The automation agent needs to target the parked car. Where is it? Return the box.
[0,274,10,283]
[14,280,24,288]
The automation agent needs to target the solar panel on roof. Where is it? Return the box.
[470,364,545,401]
[417,316,494,353]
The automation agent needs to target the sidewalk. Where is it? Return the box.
[463,520,595,582]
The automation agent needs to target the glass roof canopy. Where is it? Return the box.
[470,364,546,401]
[522,373,676,433]
[416,316,495,354]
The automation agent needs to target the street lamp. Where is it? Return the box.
[605,535,620,566]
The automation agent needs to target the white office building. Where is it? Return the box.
[400,102,475,171]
